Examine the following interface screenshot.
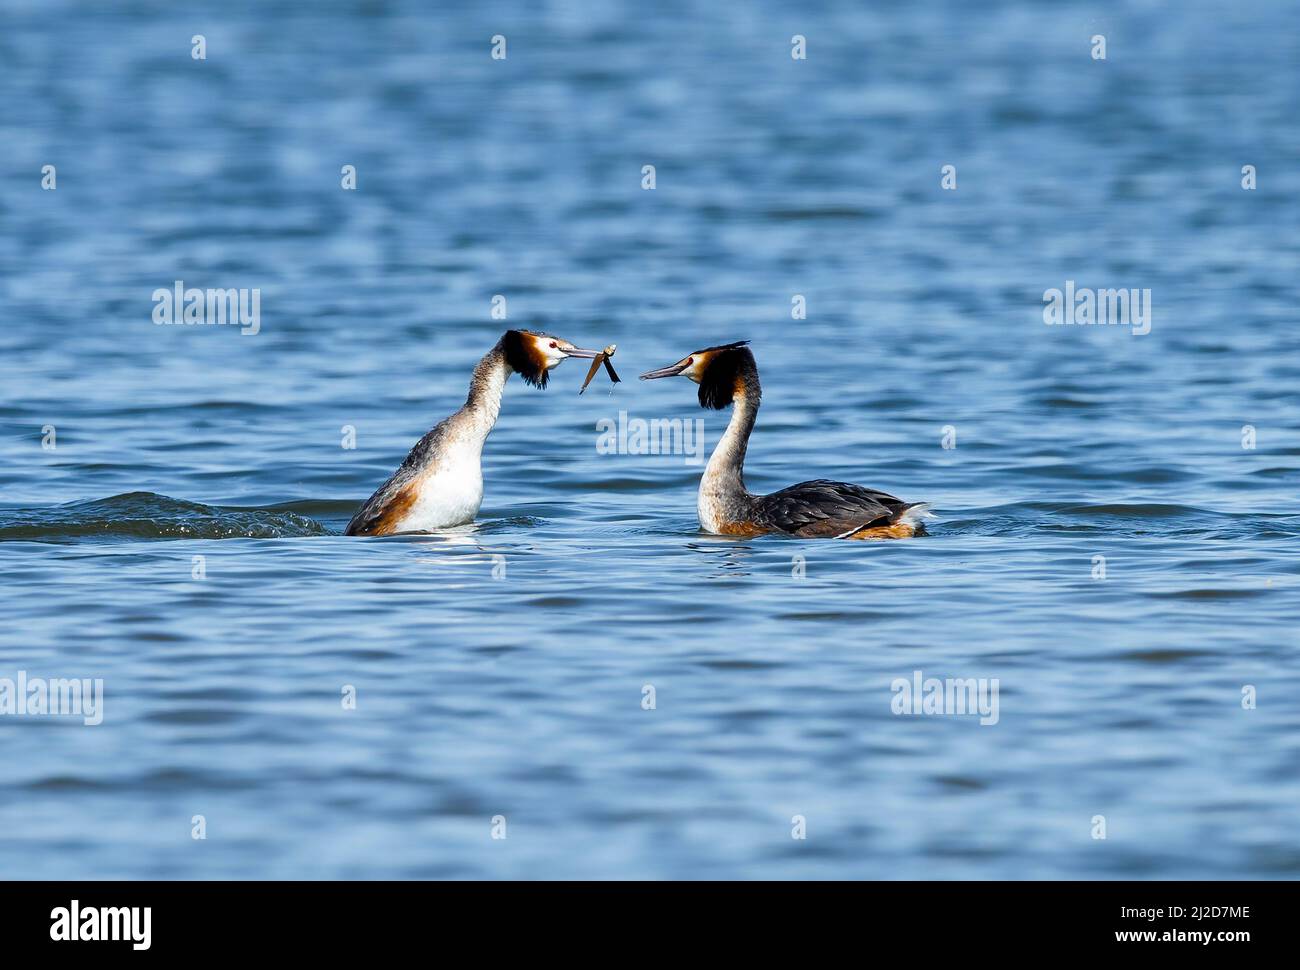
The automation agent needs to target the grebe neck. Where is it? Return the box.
[701,368,761,502]
[455,343,512,442]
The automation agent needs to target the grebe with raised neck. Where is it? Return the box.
[345,329,605,536]
[640,340,932,539]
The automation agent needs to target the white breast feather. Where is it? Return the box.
[391,452,484,532]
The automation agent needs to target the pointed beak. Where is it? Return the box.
[639,361,688,380]
[564,347,602,359]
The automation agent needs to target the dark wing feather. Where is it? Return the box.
[344,423,446,536]
[344,470,417,536]
[756,479,908,538]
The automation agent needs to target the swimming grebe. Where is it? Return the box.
[345,329,605,536]
[640,341,931,539]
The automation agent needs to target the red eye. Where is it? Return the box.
[685,357,694,366]
[549,341,558,349]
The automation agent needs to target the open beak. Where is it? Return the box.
[639,361,688,380]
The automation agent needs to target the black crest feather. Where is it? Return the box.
[697,341,754,410]
[501,329,550,388]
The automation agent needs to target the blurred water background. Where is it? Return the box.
[1,0,1298,878]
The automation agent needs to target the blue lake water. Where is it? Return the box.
[2,0,1299,878]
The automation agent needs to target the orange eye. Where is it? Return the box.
[549,341,558,348]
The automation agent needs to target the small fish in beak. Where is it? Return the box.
[579,344,621,395]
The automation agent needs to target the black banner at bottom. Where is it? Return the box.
[0,880,1282,955]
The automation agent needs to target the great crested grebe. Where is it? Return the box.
[345,329,606,536]
[640,341,932,539]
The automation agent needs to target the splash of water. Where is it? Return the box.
[0,492,330,542]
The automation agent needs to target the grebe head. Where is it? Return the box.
[639,340,754,409]
[502,329,604,388]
